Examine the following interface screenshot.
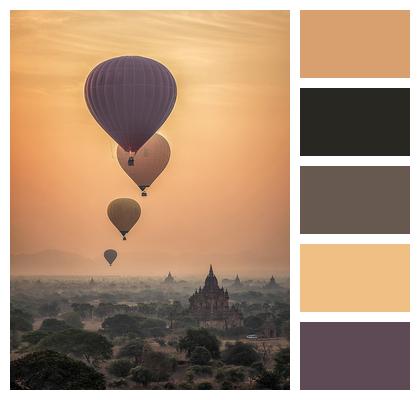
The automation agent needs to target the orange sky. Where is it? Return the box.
[11,11,290,277]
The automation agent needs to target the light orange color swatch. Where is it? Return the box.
[301,244,410,312]
[301,11,410,77]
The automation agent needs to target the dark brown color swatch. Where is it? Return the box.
[300,88,410,156]
[300,166,410,234]
[300,322,410,390]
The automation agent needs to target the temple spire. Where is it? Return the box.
[209,264,214,276]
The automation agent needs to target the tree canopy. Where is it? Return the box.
[11,350,106,389]
[190,346,212,365]
[107,359,134,378]
[38,302,60,317]
[37,329,112,365]
[130,366,153,387]
[142,349,177,381]
[39,318,70,332]
[221,342,260,366]
[274,347,290,389]
[21,330,49,345]
[179,328,220,358]
[118,339,145,363]
[102,314,141,337]
[60,311,84,329]
[11,315,32,332]
[244,315,264,331]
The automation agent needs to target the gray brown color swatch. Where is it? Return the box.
[300,322,410,390]
[300,166,410,234]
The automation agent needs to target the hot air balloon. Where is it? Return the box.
[107,198,141,240]
[104,249,117,266]
[117,133,170,196]
[85,56,177,165]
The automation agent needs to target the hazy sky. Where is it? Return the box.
[11,11,290,277]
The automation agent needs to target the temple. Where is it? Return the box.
[264,275,279,289]
[163,272,175,284]
[189,265,243,330]
[231,274,243,288]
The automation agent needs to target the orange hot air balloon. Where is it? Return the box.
[104,249,117,266]
[117,134,170,196]
[107,198,141,240]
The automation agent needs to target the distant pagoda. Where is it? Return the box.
[189,265,243,330]
[163,272,175,284]
[231,274,243,289]
[89,277,95,286]
[264,275,279,289]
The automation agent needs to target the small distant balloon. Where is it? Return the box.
[117,133,171,196]
[104,249,117,266]
[107,198,141,240]
[84,56,177,164]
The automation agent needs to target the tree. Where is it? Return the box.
[71,303,93,319]
[187,365,213,377]
[221,342,260,366]
[244,315,264,331]
[11,350,106,389]
[38,302,60,318]
[220,381,233,390]
[255,370,281,390]
[60,312,84,329]
[39,318,70,332]
[102,314,141,337]
[11,308,33,332]
[179,328,220,358]
[215,366,246,383]
[94,303,116,319]
[190,346,211,365]
[108,379,128,388]
[118,339,145,364]
[37,329,112,365]
[130,366,153,387]
[10,315,32,332]
[11,330,20,350]
[21,330,49,345]
[274,347,289,389]
[196,381,213,389]
[141,349,177,381]
[107,359,134,378]
[138,318,167,337]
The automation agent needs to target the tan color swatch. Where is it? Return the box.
[301,244,410,312]
[301,11,410,77]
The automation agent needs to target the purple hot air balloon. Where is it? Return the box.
[84,56,176,164]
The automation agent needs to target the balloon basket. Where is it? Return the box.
[141,192,147,197]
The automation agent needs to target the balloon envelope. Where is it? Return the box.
[104,249,117,266]
[117,133,170,195]
[107,198,141,240]
[84,56,177,154]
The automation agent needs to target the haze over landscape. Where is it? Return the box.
[11,11,290,277]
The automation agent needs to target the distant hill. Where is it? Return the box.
[11,249,102,276]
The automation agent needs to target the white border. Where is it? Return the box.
[2,0,419,398]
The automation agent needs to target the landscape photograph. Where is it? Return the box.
[10,10,290,390]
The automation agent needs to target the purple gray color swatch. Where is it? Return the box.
[300,322,410,389]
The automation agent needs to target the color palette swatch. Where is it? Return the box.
[300,322,410,389]
[301,244,410,312]
[301,88,410,156]
[300,166,410,234]
[300,10,410,77]
[299,9,410,390]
